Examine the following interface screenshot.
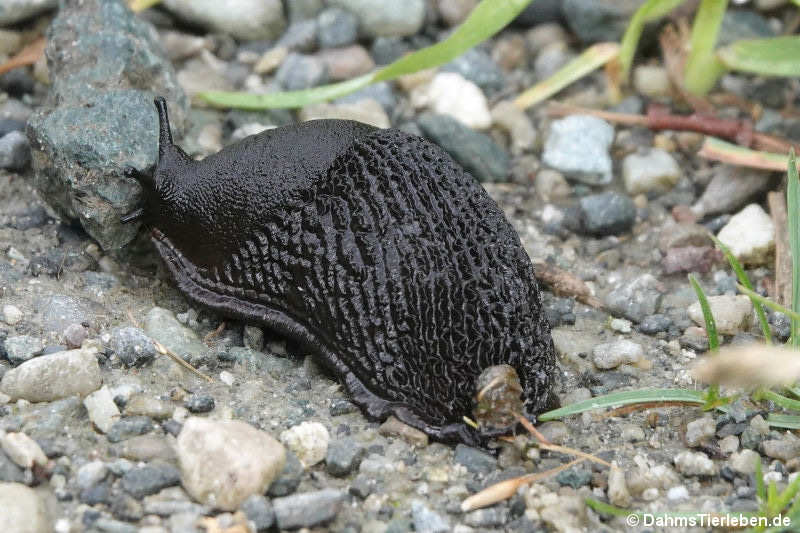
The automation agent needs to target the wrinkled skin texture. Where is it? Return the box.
[125,98,557,445]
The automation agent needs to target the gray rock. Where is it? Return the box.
[638,314,672,334]
[622,148,682,195]
[108,327,157,367]
[273,488,346,529]
[442,48,505,92]
[317,7,358,48]
[326,438,365,477]
[417,113,509,182]
[686,417,716,447]
[276,20,319,53]
[76,460,109,491]
[242,494,275,531]
[674,451,718,476]
[107,416,154,443]
[162,0,285,41]
[543,115,614,185]
[556,467,592,488]
[143,307,209,366]
[605,274,662,323]
[63,323,87,349]
[454,444,497,475]
[184,394,214,414]
[37,295,105,334]
[1,348,102,402]
[121,463,181,498]
[761,439,800,462]
[464,507,510,527]
[563,0,644,43]
[111,493,144,522]
[0,482,51,533]
[0,0,56,26]
[579,192,636,236]
[411,499,449,533]
[275,53,328,91]
[4,335,43,365]
[0,131,30,171]
[267,450,303,497]
[288,0,324,22]
[692,166,775,218]
[328,0,426,37]
[591,339,643,370]
[27,0,187,250]
[718,10,775,47]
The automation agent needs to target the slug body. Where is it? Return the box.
[125,98,557,444]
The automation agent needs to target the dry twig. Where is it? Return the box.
[531,260,602,308]
[0,37,45,77]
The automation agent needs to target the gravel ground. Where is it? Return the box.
[1,1,799,532]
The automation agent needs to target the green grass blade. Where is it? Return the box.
[717,36,800,77]
[756,458,766,502]
[684,0,729,95]
[755,389,800,412]
[514,42,619,109]
[537,388,706,421]
[767,413,800,429]
[198,0,534,109]
[198,74,374,110]
[737,284,800,323]
[774,471,800,513]
[688,274,720,351]
[710,235,771,344]
[374,0,532,81]
[698,136,791,172]
[618,0,687,79]
[788,150,800,347]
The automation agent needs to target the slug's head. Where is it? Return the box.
[120,96,188,227]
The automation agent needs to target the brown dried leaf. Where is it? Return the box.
[531,260,602,308]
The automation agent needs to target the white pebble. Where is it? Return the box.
[2,305,22,325]
[412,72,491,130]
[717,203,775,266]
[83,386,120,434]
[666,485,689,502]
[280,421,330,468]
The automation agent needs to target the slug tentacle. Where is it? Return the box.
[154,96,174,157]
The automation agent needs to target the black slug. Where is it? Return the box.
[123,97,557,444]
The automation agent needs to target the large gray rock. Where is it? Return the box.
[27,0,187,250]
[163,0,285,41]
[0,0,56,26]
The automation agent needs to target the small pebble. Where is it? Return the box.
[0,432,47,468]
[685,417,716,447]
[674,451,718,476]
[280,421,330,468]
[717,203,775,266]
[622,148,682,195]
[1,305,22,326]
[687,295,752,335]
[592,339,643,370]
[543,115,614,185]
[378,416,429,447]
[0,131,30,171]
[1,347,102,402]
[83,386,121,434]
[184,394,215,414]
[273,488,346,529]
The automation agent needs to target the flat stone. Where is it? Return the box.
[691,166,774,219]
[454,444,498,475]
[273,488,346,529]
[176,417,286,510]
[604,274,662,323]
[143,307,209,366]
[106,416,154,443]
[3,335,43,365]
[108,327,157,368]
[685,417,716,447]
[591,339,643,370]
[1,348,102,402]
[729,449,761,475]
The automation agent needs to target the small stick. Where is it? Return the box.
[0,37,45,76]
[126,309,213,382]
[531,260,602,308]
[460,457,586,512]
[515,413,611,468]
[768,190,791,307]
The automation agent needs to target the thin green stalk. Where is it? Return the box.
[537,388,706,421]
[618,0,687,80]
[688,274,721,405]
[710,235,771,344]
[754,389,800,411]
[736,284,800,323]
[787,150,800,347]
[684,0,728,95]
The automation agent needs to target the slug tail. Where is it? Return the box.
[154,96,174,158]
